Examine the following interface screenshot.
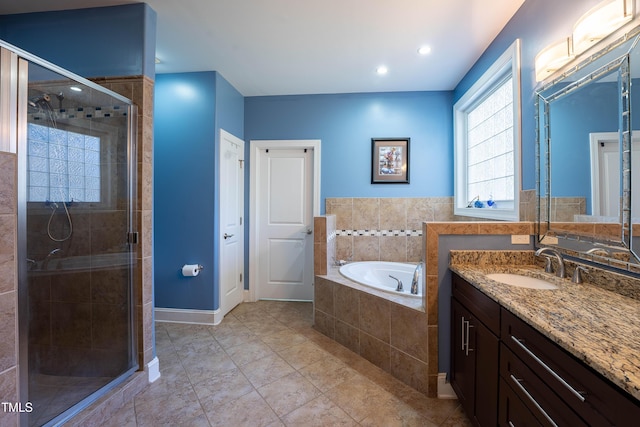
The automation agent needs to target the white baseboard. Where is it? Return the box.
[243,290,251,302]
[154,307,223,325]
[437,372,457,399]
[146,356,161,383]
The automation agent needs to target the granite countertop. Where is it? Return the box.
[449,262,640,402]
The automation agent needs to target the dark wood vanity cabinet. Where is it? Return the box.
[451,273,500,427]
[501,308,640,427]
[451,273,640,427]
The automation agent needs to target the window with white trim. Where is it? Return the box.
[454,40,521,221]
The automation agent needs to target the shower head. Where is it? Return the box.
[56,92,64,109]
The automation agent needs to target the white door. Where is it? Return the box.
[591,132,640,218]
[219,129,244,318]
[250,140,320,301]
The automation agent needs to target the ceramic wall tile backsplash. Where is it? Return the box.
[325,194,538,263]
[326,197,456,263]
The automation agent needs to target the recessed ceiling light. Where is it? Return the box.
[418,46,432,55]
[376,65,388,75]
[70,86,82,92]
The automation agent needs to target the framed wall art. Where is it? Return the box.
[371,138,410,184]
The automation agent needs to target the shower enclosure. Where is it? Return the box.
[1,42,138,426]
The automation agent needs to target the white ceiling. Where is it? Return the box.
[0,0,525,96]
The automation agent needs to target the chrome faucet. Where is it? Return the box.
[585,247,612,256]
[389,275,403,292]
[535,247,565,278]
[42,248,62,270]
[411,263,422,295]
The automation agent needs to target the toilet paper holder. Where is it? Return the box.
[181,264,204,277]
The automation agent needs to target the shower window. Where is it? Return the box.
[27,122,101,203]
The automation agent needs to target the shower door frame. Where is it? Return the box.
[5,39,140,426]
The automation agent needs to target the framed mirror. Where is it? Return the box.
[536,26,640,271]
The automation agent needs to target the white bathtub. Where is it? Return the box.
[339,261,422,298]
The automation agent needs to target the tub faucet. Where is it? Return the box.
[535,247,565,278]
[389,275,403,292]
[43,248,62,270]
[411,263,422,295]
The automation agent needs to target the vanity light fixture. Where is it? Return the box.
[376,65,388,75]
[573,0,634,55]
[534,37,574,82]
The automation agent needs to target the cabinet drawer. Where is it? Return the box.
[499,377,543,427]
[501,343,587,426]
[502,308,640,426]
[452,273,500,335]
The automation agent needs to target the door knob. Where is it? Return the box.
[305,228,312,235]
[224,233,234,239]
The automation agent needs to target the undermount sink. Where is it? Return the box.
[486,273,559,290]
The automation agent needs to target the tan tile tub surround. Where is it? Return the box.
[326,197,455,263]
[314,218,537,398]
[314,274,430,395]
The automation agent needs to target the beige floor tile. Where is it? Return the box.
[325,375,399,422]
[192,367,254,408]
[181,351,238,384]
[212,324,256,349]
[277,340,330,370]
[100,301,471,427]
[260,329,308,351]
[225,338,276,366]
[206,390,279,427]
[281,395,358,427]
[242,319,291,337]
[240,353,296,388]
[98,400,137,427]
[257,371,322,417]
[440,404,474,427]
[134,385,206,427]
[298,356,358,392]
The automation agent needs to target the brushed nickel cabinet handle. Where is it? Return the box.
[510,335,586,402]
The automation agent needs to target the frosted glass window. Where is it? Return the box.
[27,123,101,203]
[454,40,521,221]
[466,77,514,201]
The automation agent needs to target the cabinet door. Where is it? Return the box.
[473,316,499,427]
[451,298,475,416]
[451,298,499,427]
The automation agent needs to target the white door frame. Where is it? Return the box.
[219,129,245,319]
[590,131,639,217]
[249,139,321,302]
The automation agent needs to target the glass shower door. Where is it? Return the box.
[18,57,137,426]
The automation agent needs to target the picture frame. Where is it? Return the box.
[371,138,410,184]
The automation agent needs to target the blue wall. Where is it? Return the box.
[245,91,453,211]
[0,4,156,79]
[154,72,244,310]
[453,0,604,191]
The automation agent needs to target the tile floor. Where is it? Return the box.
[100,301,472,426]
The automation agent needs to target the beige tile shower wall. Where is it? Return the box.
[326,197,455,263]
[0,152,18,427]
